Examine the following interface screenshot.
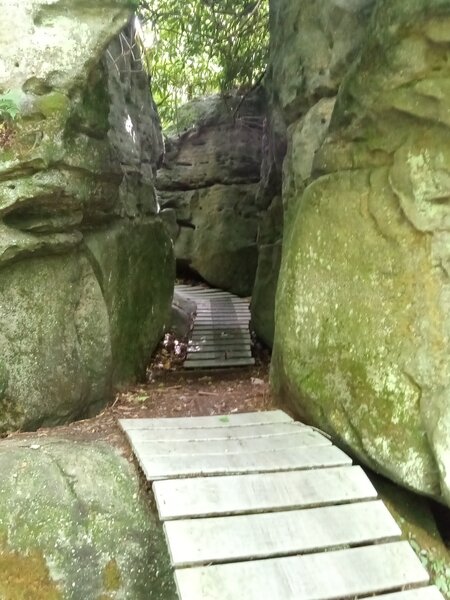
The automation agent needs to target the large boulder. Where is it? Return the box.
[250,0,374,345]
[0,4,174,432]
[0,437,176,599]
[157,93,264,296]
[272,0,450,506]
[269,0,376,123]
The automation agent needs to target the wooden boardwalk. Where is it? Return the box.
[175,284,255,369]
[120,410,443,600]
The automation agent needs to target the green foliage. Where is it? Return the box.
[138,0,268,129]
[0,90,20,122]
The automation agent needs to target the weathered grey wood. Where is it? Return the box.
[153,466,375,519]
[165,500,401,567]
[190,333,251,341]
[174,542,429,600]
[376,588,445,600]
[184,357,255,369]
[192,325,249,331]
[128,429,330,457]
[194,317,250,323]
[197,302,250,315]
[188,341,251,350]
[121,422,306,442]
[139,445,351,481]
[185,349,253,359]
[187,346,252,354]
[185,351,253,361]
[120,410,293,431]
[195,313,250,318]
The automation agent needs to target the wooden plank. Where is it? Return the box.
[128,429,330,456]
[196,306,250,311]
[194,317,250,323]
[174,542,429,600]
[185,350,253,360]
[186,347,252,355]
[376,588,445,600]
[165,500,401,567]
[184,357,255,368]
[190,333,251,341]
[120,410,293,431]
[194,314,249,318]
[153,466,375,519]
[186,346,252,361]
[121,422,307,442]
[138,445,351,480]
[188,342,251,350]
[192,325,249,331]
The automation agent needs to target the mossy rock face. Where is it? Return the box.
[157,92,263,296]
[272,0,450,506]
[0,438,177,600]
[0,4,173,431]
[268,0,375,124]
[0,253,112,434]
[371,475,450,600]
[165,184,259,297]
[84,220,175,384]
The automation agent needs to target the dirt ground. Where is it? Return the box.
[6,364,275,462]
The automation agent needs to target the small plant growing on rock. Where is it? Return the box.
[0,89,20,149]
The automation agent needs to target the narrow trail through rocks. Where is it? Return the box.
[5,366,273,463]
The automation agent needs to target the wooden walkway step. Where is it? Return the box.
[175,284,255,369]
[119,410,442,600]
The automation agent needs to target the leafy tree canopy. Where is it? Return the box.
[137,0,269,129]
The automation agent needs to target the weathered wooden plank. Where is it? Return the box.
[129,429,330,457]
[185,349,253,360]
[165,500,401,567]
[174,542,429,600]
[184,357,255,369]
[194,317,250,323]
[187,349,251,357]
[188,341,252,350]
[153,466,375,519]
[190,333,251,341]
[196,306,250,311]
[376,588,445,600]
[187,346,252,354]
[139,445,351,480]
[121,422,306,442]
[192,325,250,331]
[195,313,250,318]
[120,410,293,431]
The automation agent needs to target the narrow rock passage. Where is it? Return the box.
[176,284,255,369]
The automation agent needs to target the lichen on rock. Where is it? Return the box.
[272,0,450,506]
[0,438,177,599]
[0,3,174,433]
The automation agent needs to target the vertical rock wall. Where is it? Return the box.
[271,0,450,507]
[0,2,175,433]
[251,0,375,346]
[157,93,264,297]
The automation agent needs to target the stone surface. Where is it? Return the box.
[84,220,175,384]
[0,437,177,600]
[372,475,450,600]
[272,0,450,506]
[164,183,259,297]
[0,253,111,432]
[170,292,196,340]
[157,93,264,296]
[268,0,376,123]
[250,0,373,345]
[0,6,174,432]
